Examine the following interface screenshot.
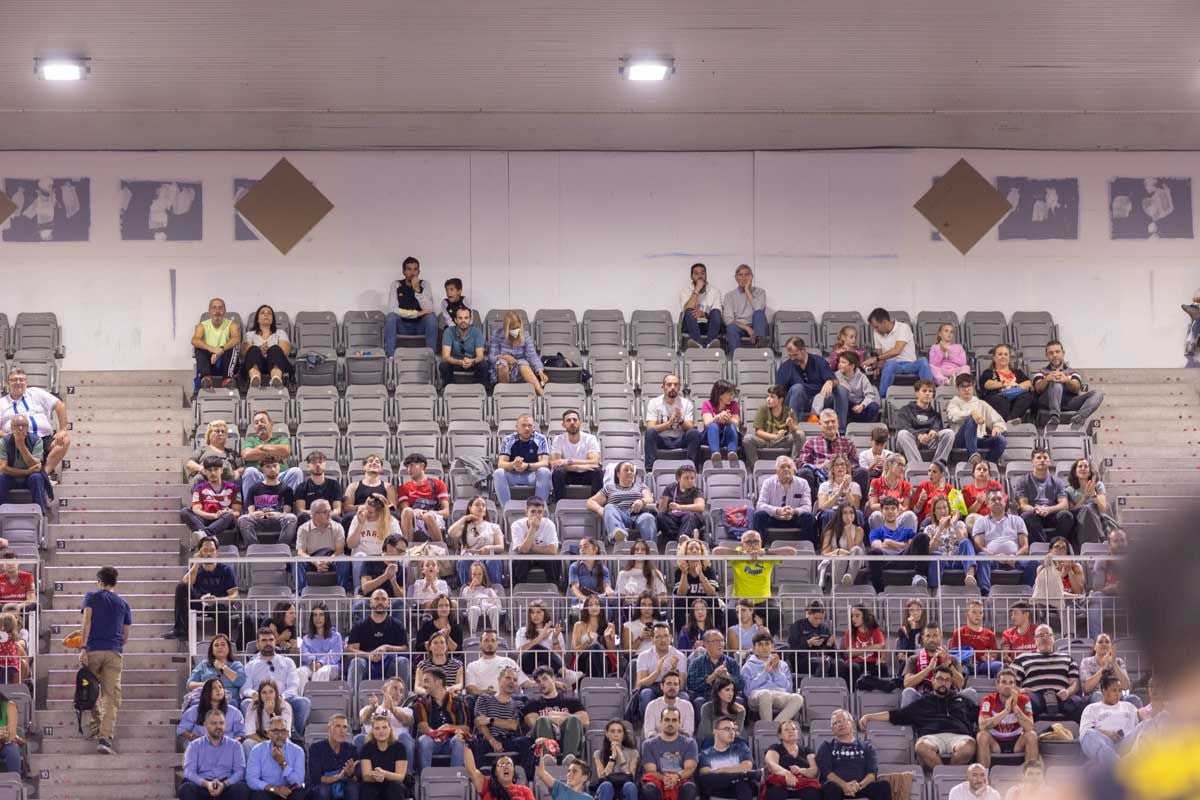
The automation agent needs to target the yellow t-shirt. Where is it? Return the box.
[201,317,233,349]
[729,553,780,599]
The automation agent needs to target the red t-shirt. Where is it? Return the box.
[396,478,449,512]
[870,477,912,506]
[1002,626,1037,657]
[962,481,1004,513]
[483,784,535,800]
[949,625,999,663]
[979,691,1033,740]
[842,626,886,664]
[911,480,952,520]
[0,571,34,603]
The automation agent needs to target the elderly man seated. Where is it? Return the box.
[241,410,304,499]
[0,368,70,479]
[0,415,51,509]
[752,456,816,548]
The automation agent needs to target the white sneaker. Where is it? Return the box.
[613,529,628,542]
[841,572,854,586]
[562,668,584,687]
[964,573,978,588]
[911,575,928,588]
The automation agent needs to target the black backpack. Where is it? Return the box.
[74,665,100,733]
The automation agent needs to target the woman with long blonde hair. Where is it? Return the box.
[488,310,548,394]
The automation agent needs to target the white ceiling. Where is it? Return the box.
[3,0,1200,151]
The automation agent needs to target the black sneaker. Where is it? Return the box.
[97,738,116,755]
[162,629,181,640]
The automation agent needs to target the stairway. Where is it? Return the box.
[32,371,192,799]
[1085,368,1200,538]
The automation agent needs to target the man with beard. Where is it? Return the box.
[549,409,602,500]
[242,627,311,735]
[473,667,534,777]
[859,666,977,769]
[181,709,250,800]
[643,374,701,469]
[464,629,533,696]
[976,668,1038,768]
[346,589,411,689]
[641,707,700,800]
[1032,340,1104,430]
[900,623,968,708]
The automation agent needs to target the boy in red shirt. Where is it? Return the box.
[1000,602,1037,663]
[949,599,1002,676]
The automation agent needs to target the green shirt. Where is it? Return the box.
[241,433,291,467]
[0,436,43,470]
[753,405,796,436]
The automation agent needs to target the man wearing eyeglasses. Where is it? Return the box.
[242,628,312,736]
[685,629,744,720]
[245,715,308,798]
[1011,624,1085,722]
[697,716,756,800]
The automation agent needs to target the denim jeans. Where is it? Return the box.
[603,505,658,542]
[643,429,701,469]
[927,538,991,593]
[492,467,552,506]
[953,418,1007,462]
[416,733,466,771]
[725,309,768,352]
[385,312,439,353]
[704,422,739,455]
[0,471,49,509]
[242,467,305,501]
[878,358,933,398]
[682,308,724,347]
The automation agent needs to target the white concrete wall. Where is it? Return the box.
[0,149,1191,371]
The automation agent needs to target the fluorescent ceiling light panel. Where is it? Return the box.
[35,58,90,81]
[620,58,673,81]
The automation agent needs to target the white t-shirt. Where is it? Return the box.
[636,645,686,677]
[245,329,290,349]
[514,624,568,653]
[615,568,668,598]
[348,514,401,557]
[643,697,696,738]
[465,655,529,693]
[679,283,723,314]
[859,447,895,473]
[550,432,601,462]
[645,394,695,429]
[509,518,559,551]
[461,520,504,553]
[972,514,1027,556]
[0,387,58,436]
[1080,700,1141,738]
[948,785,1001,800]
[874,320,917,363]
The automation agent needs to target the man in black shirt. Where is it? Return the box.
[236,456,298,546]
[786,600,836,677]
[859,666,977,769]
[307,714,359,795]
[347,588,410,685]
[355,534,406,620]
[165,536,240,641]
[521,667,589,763]
[816,709,888,800]
[293,450,342,526]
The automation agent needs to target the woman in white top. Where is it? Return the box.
[410,559,452,611]
[447,496,505,586]
[514,599,569,677]
[460,560,501,635]
[615,540,669,601]
[621,590,661,655]
[816,455,863,531]
[240,678,292,760]
[347,495,402,589]
[240,304,292,388]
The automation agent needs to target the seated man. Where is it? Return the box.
[815,709,888,800]
[1086,528,1126,639]
[1000,603,1038,665]
[523,667,589,764]
[549,409,603,501]
[242,627,311,735]
[293,450,342,526]
[241,410,304,498]
[472,666,534,777]
[346,588,411,686]
[866,497,930,591]
[697,716,756,800]
[180,708,250,800]
[414,665,470,772]
[949,600,1004,677]
[797,410,869,502]
[1079,673,1140,768]
[396,453,450,543]
[237,456,299,547]
[306,715,359,799]
[355,533,405,614]
[786,600,836,678]
[743,385,803,468]
[900,623,968,708]
[294,499,350,592]
[439,304,489,385]
[681,262,723,348]
[972,489,1037,586]
[655,465,706,554]
[493,414,552,507]
[776,337,838,423]
[944,374,1008,465]
[0,414,51,509]
[976,668,1038,769]
[191,297,241,390]
[741,632,803,724]
[859,666,977,769]
[0,552,35,618]
[1011,625,1084,722]
[722,264,768,351]
[509,497,562,586]
[948,764,1001,800]
[685,629,745,719]
[464,630,535,696]
[862,308,933,398]
[1032,340,1104,430]
[245,713,307,798]
[752,456,816,548]
[439,277,469,328]
[643,374,701,469]
[857,425,895,481]
[0,369,71,481]
[182,456,243,546]
[645,671,694,739]
[385,255,439,354]
[641,707,701,800]
[893,380,954,466]
[165,536,239,641]
[1015,448,1077,548]
[636,623,688,717]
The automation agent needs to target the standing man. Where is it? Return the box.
[79,566,132,755]
[549,409,603,501]
[439,305,488,386]
[862,308,933,398]
[722,264,768,352]
[0,414,51,508]
[192,297,242,389]
[680,262,723,349]
[493,414,552,508]
[1033,340,1104,430]
[0,367,70,478]
[385,255,439,354]
[643,374,701,469]
[775,338,838,423]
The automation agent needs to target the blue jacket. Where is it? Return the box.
[776,356,834,397]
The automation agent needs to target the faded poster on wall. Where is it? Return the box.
[120,180,203,241]
[1110,177,1193,240]
[234,178,259,241]
[1,177,90,242]
[995,177,1079,240]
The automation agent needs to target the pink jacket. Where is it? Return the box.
[929,343,970,384]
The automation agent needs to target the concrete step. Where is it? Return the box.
[1103,469,1200,485]
[1096,445,1200,458]
[47,667,180,691]
[71,444,192,458]
[61,470,185,485]
[1099,481,1197,496]
[46,681,178,702]
[56,509,186,526]
[44,652,183,674]
[71,397,183,411]
[33,764,179,798]
[41,735,179,755]
[45,696,177,710]
[1102,459,1200,471]
[1095,429,1200,445]
[52,592,173,610]
[45,636,180,656]
[65,383,183,398]
[60,369,193,387]
[54,537,179,554]
[54,496,186,512]
[1116,508,1179,525]
[1095,408,1199,421]
[46,564,182,581]
[36,708,178,728]
[1076,383,1198,397]
[48,523,187,539]
[56,483,190,499]
[1114,494,1199,510]
[68,430,183,445]
[1097,396,1200,409]
[51,578,179,597]
[1082,368,1200,382]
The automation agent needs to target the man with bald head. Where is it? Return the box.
[192,297,241,389]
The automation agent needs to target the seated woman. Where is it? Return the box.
[814,351,880,433]
[347,495,403,589]
[298,603,343,692]
[412,630,465,696]
[489,310,548,396]
[701,380,741,465]
[568,537,617,606]
[826,325,866,372]
[342,454,396,530]
[515,600,569,677]
[895,599,925,653]
[192,297,240,390]
[961,459,1003,531]
[461,561,501,636]
[1079,633,1136,705]
[240,678,292,760]
[909,459,956,528]
[587,462,657,544]
[929,323,970,386]
[818,503,865,588]
[447,495,505,586]
[185,419,242,484]
[815,456,862,531]
[672,538,722,635]
[924,497,986,592]
[614,541,669,603]
[240,304,291,388]
[571,594,617,678]
[262,601,298,654]
[357,712,410,800]
[979,344,1035,425]
[866,454,917,531]
[837,605,887,689]
[1043,536,1086,594]
[185,633,246,702]
[696,675,746,748]
[177,677,245,750]
[592,719,640,800]
[763,719,821,800]
[726,598,768,653]
[1066,459,1115,545]
[0,613,27,686]
[621,591,662,655]
[413,593,462,653]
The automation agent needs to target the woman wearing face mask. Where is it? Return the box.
[488,311,548,396]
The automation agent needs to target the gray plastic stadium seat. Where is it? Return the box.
[194,387,241,429]
[343,387,389,431]
[876,765,924,800]
[962,311,1009,355]
[1010,311,1058,352]
[484,309,531,339]
[443,384,488,426]
[0,314,11,359]
[736,384,772,434]
[245,546,296,590]
[554,499,600,549]
[391,351,435,386]
[10,353,56,394]
[799,677,849,725]
[915,311,961,352]
[682,349,727,396]
[242,310,291,343]
[865,721,913,765]
[345,353,387,386]
[819,311,866,353]
[932,766,970,800]
[492,383,539,430]
[347,459,393,485]
[634,347,681,395]
[598,424,641,464]
[772,310,819,354]
[581,309,627,352]
[295,423,343,466]
[396,424,442,466]
[293,311,342,386]
[446,422,493,463]
[590,388,636,429]
[541,385,587,434]
[245,386,293,431]
[345,422,393,465]
[1044,430,1090,462]
[630,309,675,353]
[883,385,916,427]
[731,347,776,386]
[533,309,579,352]
[343,310,387,354]
[769,542,816,584]
[13,311,64,357]
[701,470,747,504]
[394,385,438,426]
[296,390,338,429]
[586,348,632,389]
[0,772,24,800]
[419,767,472,800]
[0,505,44,549]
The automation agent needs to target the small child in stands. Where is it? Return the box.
[441,278,468,328]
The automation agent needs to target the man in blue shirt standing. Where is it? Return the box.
[697,716,756,800]
[775,338,838,424]
[79,565,132,755]
[246,715,308,798]
[181,708,250,800]
[439,306,488,386]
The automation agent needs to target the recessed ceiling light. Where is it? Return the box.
[35,57,90,82]
[619,58,674,82]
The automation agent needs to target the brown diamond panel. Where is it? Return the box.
[0,192,16,231]
[234,158,334,255]
[914,159,1012,255]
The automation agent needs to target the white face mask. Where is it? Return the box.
[508,328,521,338]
